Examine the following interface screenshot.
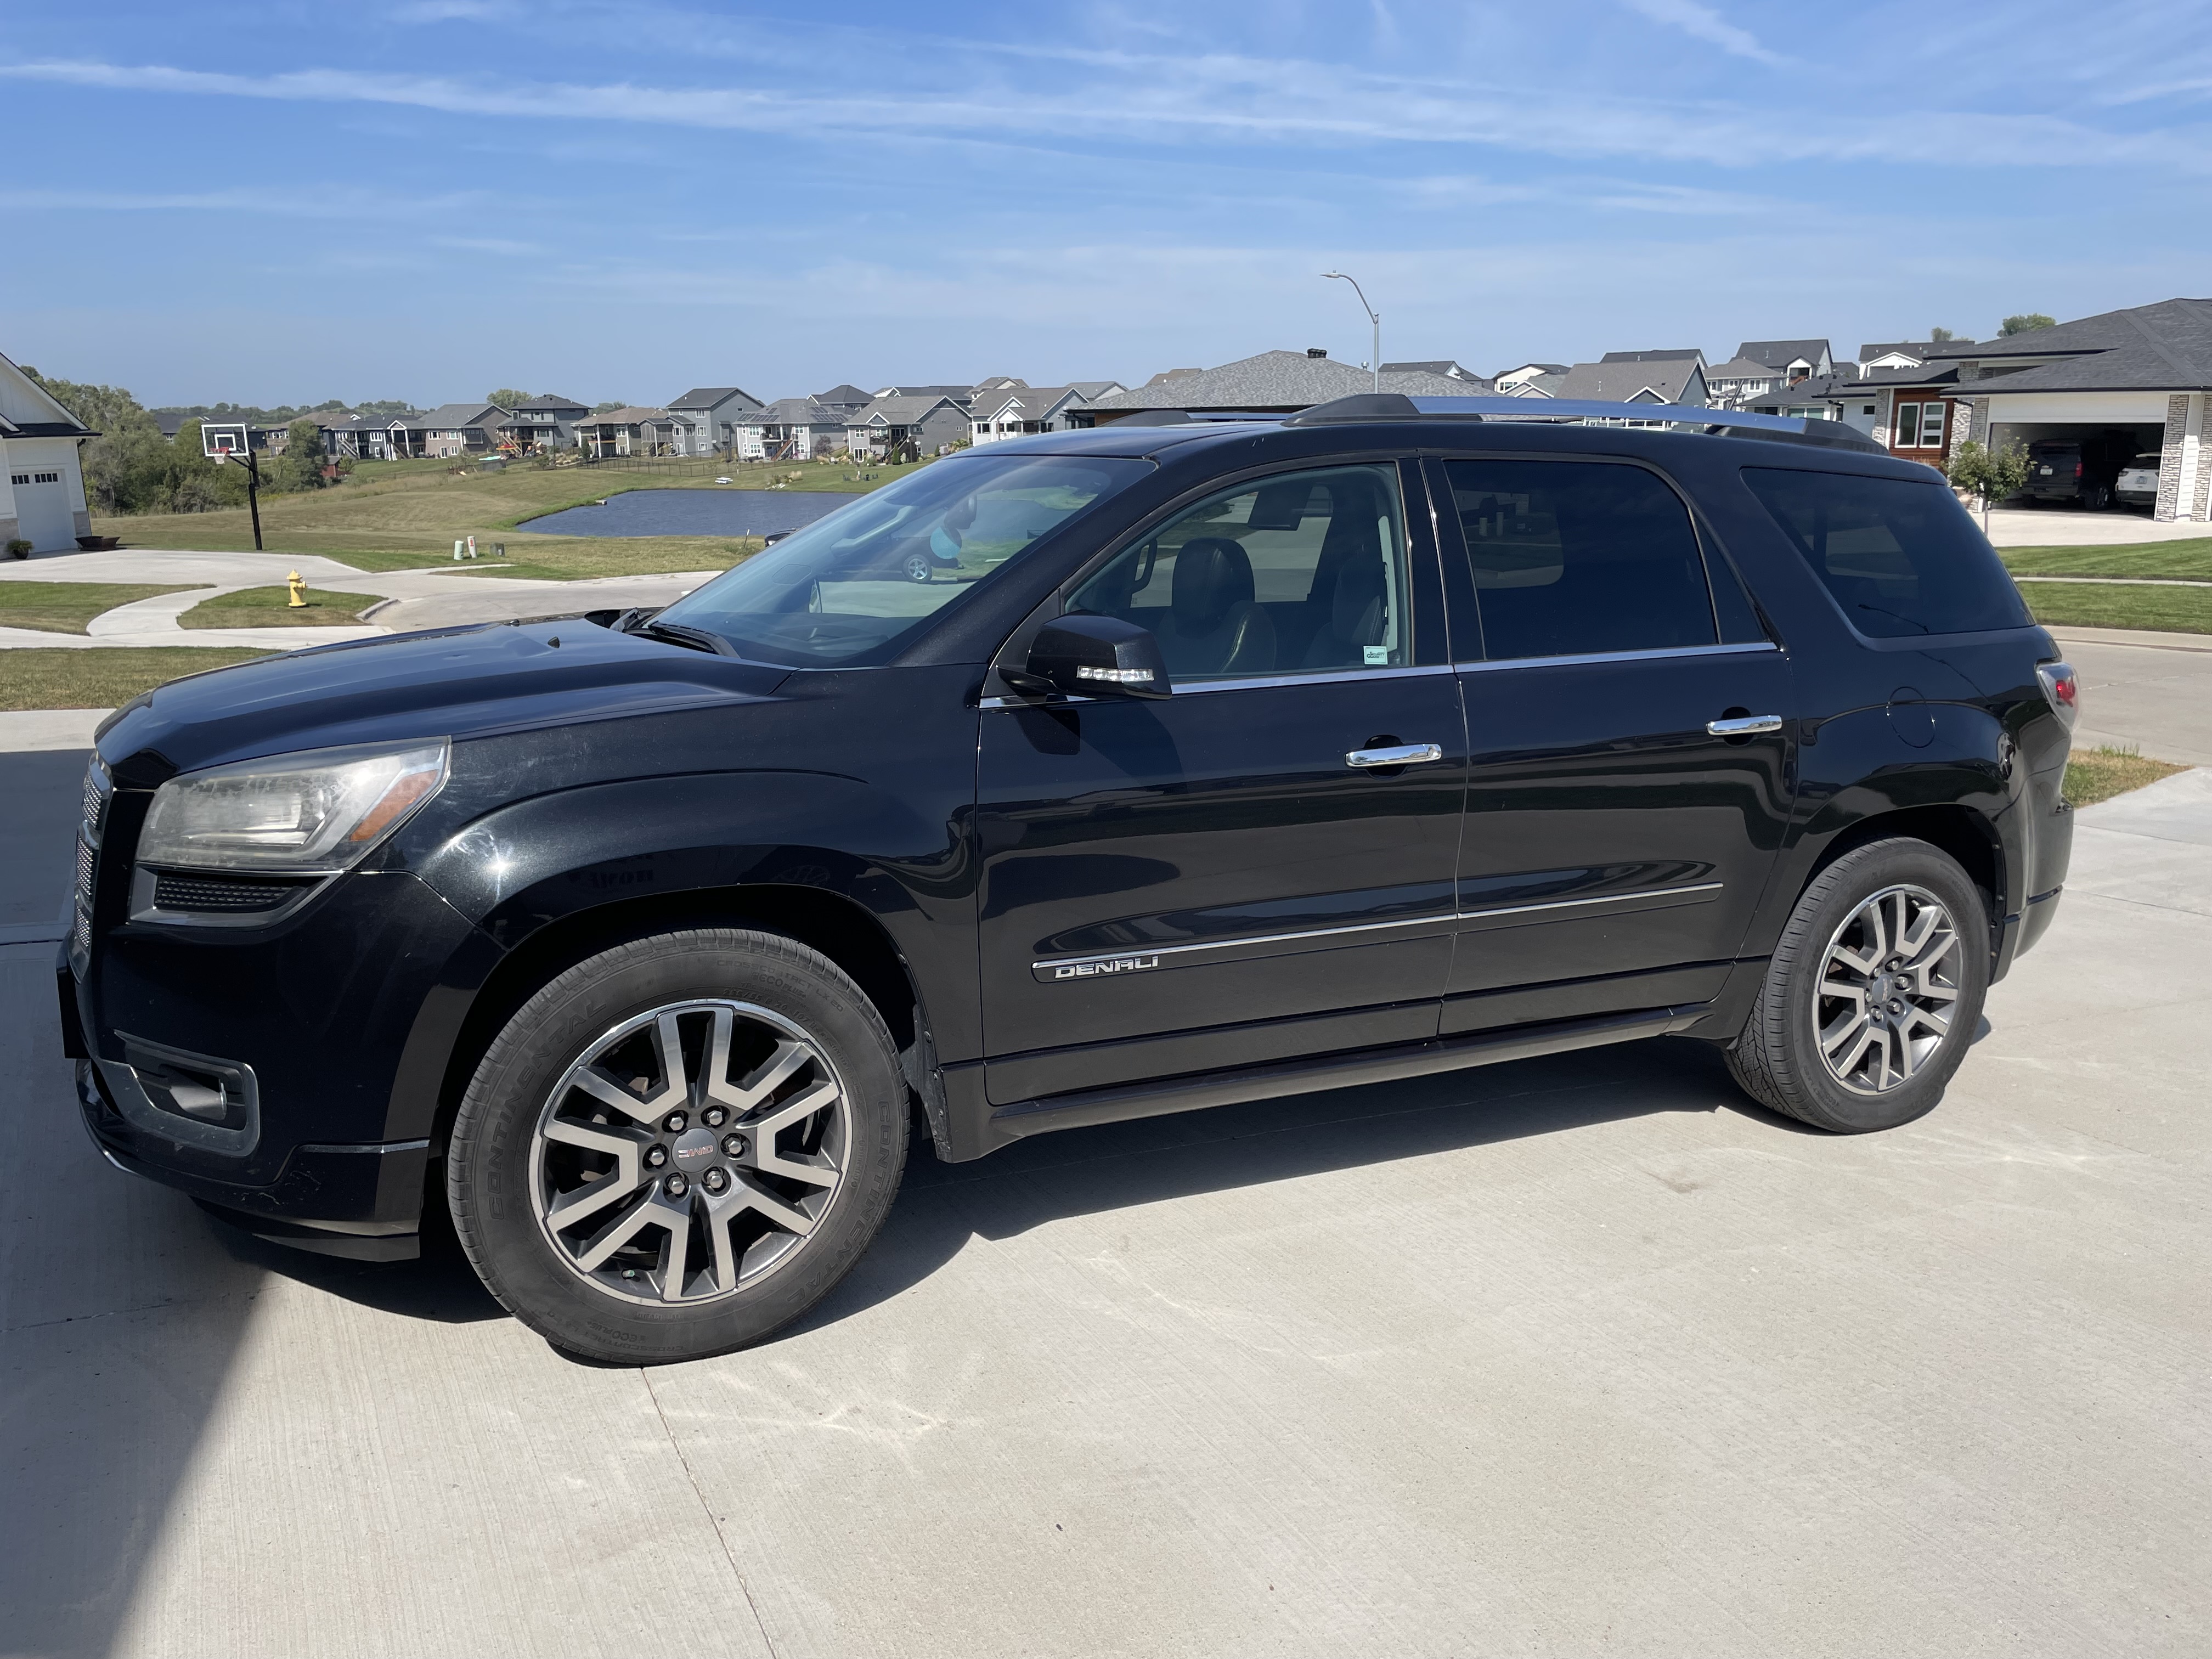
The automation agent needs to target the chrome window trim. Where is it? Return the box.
[980,662,1454,709]
[1031,881,1724,973]
[1454,640,1779,674]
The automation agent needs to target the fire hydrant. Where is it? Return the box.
[286,570,308,608]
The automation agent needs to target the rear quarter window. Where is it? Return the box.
[1742,467,2030,638]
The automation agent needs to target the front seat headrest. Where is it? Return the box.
[1170,537,1256,632]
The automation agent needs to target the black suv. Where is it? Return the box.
[61,394,2079,1364]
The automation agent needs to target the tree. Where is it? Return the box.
[486,388,532,409]
[593,400,625,413]
[2000,313,2057,337]
[274,417,331,492]
[1947,438,2031,531]
[1929,326,1956,344]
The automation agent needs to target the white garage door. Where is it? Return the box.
[10,467,75,553]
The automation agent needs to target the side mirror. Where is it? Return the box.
[1012,614,1171,701]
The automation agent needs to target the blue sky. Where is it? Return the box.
[4,1,2209,408]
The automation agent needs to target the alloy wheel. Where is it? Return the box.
[528,1000,848,1305]
[1813,884,1962,1095]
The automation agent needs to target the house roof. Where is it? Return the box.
[971,385,1087,422]
[1494,362,1568,379]
[668,386,760,411]
[1928,298,2212,393]
[852,393,964,426]
[741,398,840,426]
[574,405,679,426]
[1380,359,1488,384]
[511,394,586,413]
[1736,338,1831,370]
[0,350,96,437]
[871,384,972,405]
[973,376,1029,391]
[812,384,873,407]
[1858,342,1949,363]
[413,402,506,428]
[1067,380,1125,399]
[1742,373,1858,413]
[1084,351,1469,413]
[1555,359,1709,405]
[1599,348,1705,365]
[1707,356,1783,381]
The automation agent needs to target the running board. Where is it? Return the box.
[947,1003,1710,1159]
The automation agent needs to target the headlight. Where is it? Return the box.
[138,739,449,873]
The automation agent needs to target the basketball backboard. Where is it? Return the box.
[202,422,249,459]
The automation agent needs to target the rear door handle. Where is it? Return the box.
[1345,742,1444,768]
[1706,714,1784,736]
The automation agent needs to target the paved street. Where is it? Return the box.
[1,733,2204,1655]
[1983,507,2212,547]
[2049,627,2212,765]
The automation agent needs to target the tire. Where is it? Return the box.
[2082,482,2112,512]
[902,552,934,583]
[1725,838,1989,1133]
[448,928,907,1363]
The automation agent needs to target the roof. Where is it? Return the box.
[970,385,1088,421]
[741,398,841,426]
[1555,358,1708,405]
[973,376,1028,391]
[1929,298,2212,393]
[0,350,96,437]
[573,405,679,426]
[812,384,873,407]
[1858,342,1950,363]
[1706,356,1784,381]
[1736,338,1831,370]
[414,402,506,428]
[1599,348,1705,365]
[851,393,964,425]
[1084,351,1469,414]
[511,394,586,413]
[1068,380,1126,399]
[871,384,972,404]
[1494,362,1568,379]
[667,386,760,411]
[1380,360,1488,384]
[1742,373,1858,412]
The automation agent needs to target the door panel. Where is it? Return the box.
[1444,648,1795,1028]
[977,673,1467,1102]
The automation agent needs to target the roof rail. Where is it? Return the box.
[1283,392,1887,453]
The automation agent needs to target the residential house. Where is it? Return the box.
[1075,350,1469,425]
[1737,338,1834,381]
[811,384,877,421]
[1858,341,1962,376]
[499,394,589,453]
[320,411,421,461]
[1741,374,1863,432]
[968,382,1126,445]
[732,398,849,462]
[569,407,701,459]
[1923,299,2212,520]
[873,384,974,408]
[666,386,765,454]
[1381,359,1492,388]
[1492,362,1567,396]
[850,393,969,461]
[406,402,511,459]
[1600,348,1706,366]
[1554,356,1710,411]
[1,348,95,552]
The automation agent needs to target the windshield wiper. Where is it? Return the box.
[635,618,738,656]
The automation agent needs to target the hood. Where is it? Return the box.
[97,619,790,780]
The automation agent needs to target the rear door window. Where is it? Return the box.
[1742,467,2030,637]
[1443,459,1717,661]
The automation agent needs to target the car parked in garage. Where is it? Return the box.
[63,393,2078,1364]
[2115,451,2163,511]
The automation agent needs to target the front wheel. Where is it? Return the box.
[447,928,907,1363]
[902,552,934,583]
[1725,838,1989,1133]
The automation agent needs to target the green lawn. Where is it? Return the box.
[91,453,925,580]
[0,582,203,635]
[2001,537,2212,581]
[0,647,275,712]
[2062,746,2187,809]
[178,585,386,629]
[2023,581,2212,635]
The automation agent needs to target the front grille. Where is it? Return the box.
[73,758,114,962]
[149,871,315,914]
[76,837,95,904]
[81,768,107,841]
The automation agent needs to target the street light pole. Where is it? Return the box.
[1323,271,1381,391]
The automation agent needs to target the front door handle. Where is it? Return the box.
[1346,742,1444,768]
[1707,714,1784,736]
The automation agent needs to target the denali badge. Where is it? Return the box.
[1051,954,1161,980]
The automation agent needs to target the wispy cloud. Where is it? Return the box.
[1618,0,1788,67]
[4,53,2207,176]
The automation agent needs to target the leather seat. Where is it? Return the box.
[1154,538,1275,678]
[1301,557,1389,668]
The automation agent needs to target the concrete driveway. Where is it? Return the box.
[1,738,2204,1656]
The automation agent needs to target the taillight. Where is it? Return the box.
[2073,463,2083,478]
[2037,662,2079,731]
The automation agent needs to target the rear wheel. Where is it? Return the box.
[1725,839,1989,1133]
[902,552,934,583]
[2081,481,2112,511]
[448,928,907,1363]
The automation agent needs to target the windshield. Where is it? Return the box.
[652,454,1153,667]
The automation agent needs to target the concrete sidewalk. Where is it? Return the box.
[0,762,2203,1655]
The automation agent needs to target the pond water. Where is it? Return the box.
[520,488,851,538]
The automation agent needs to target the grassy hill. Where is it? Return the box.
[91,453,928,580]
